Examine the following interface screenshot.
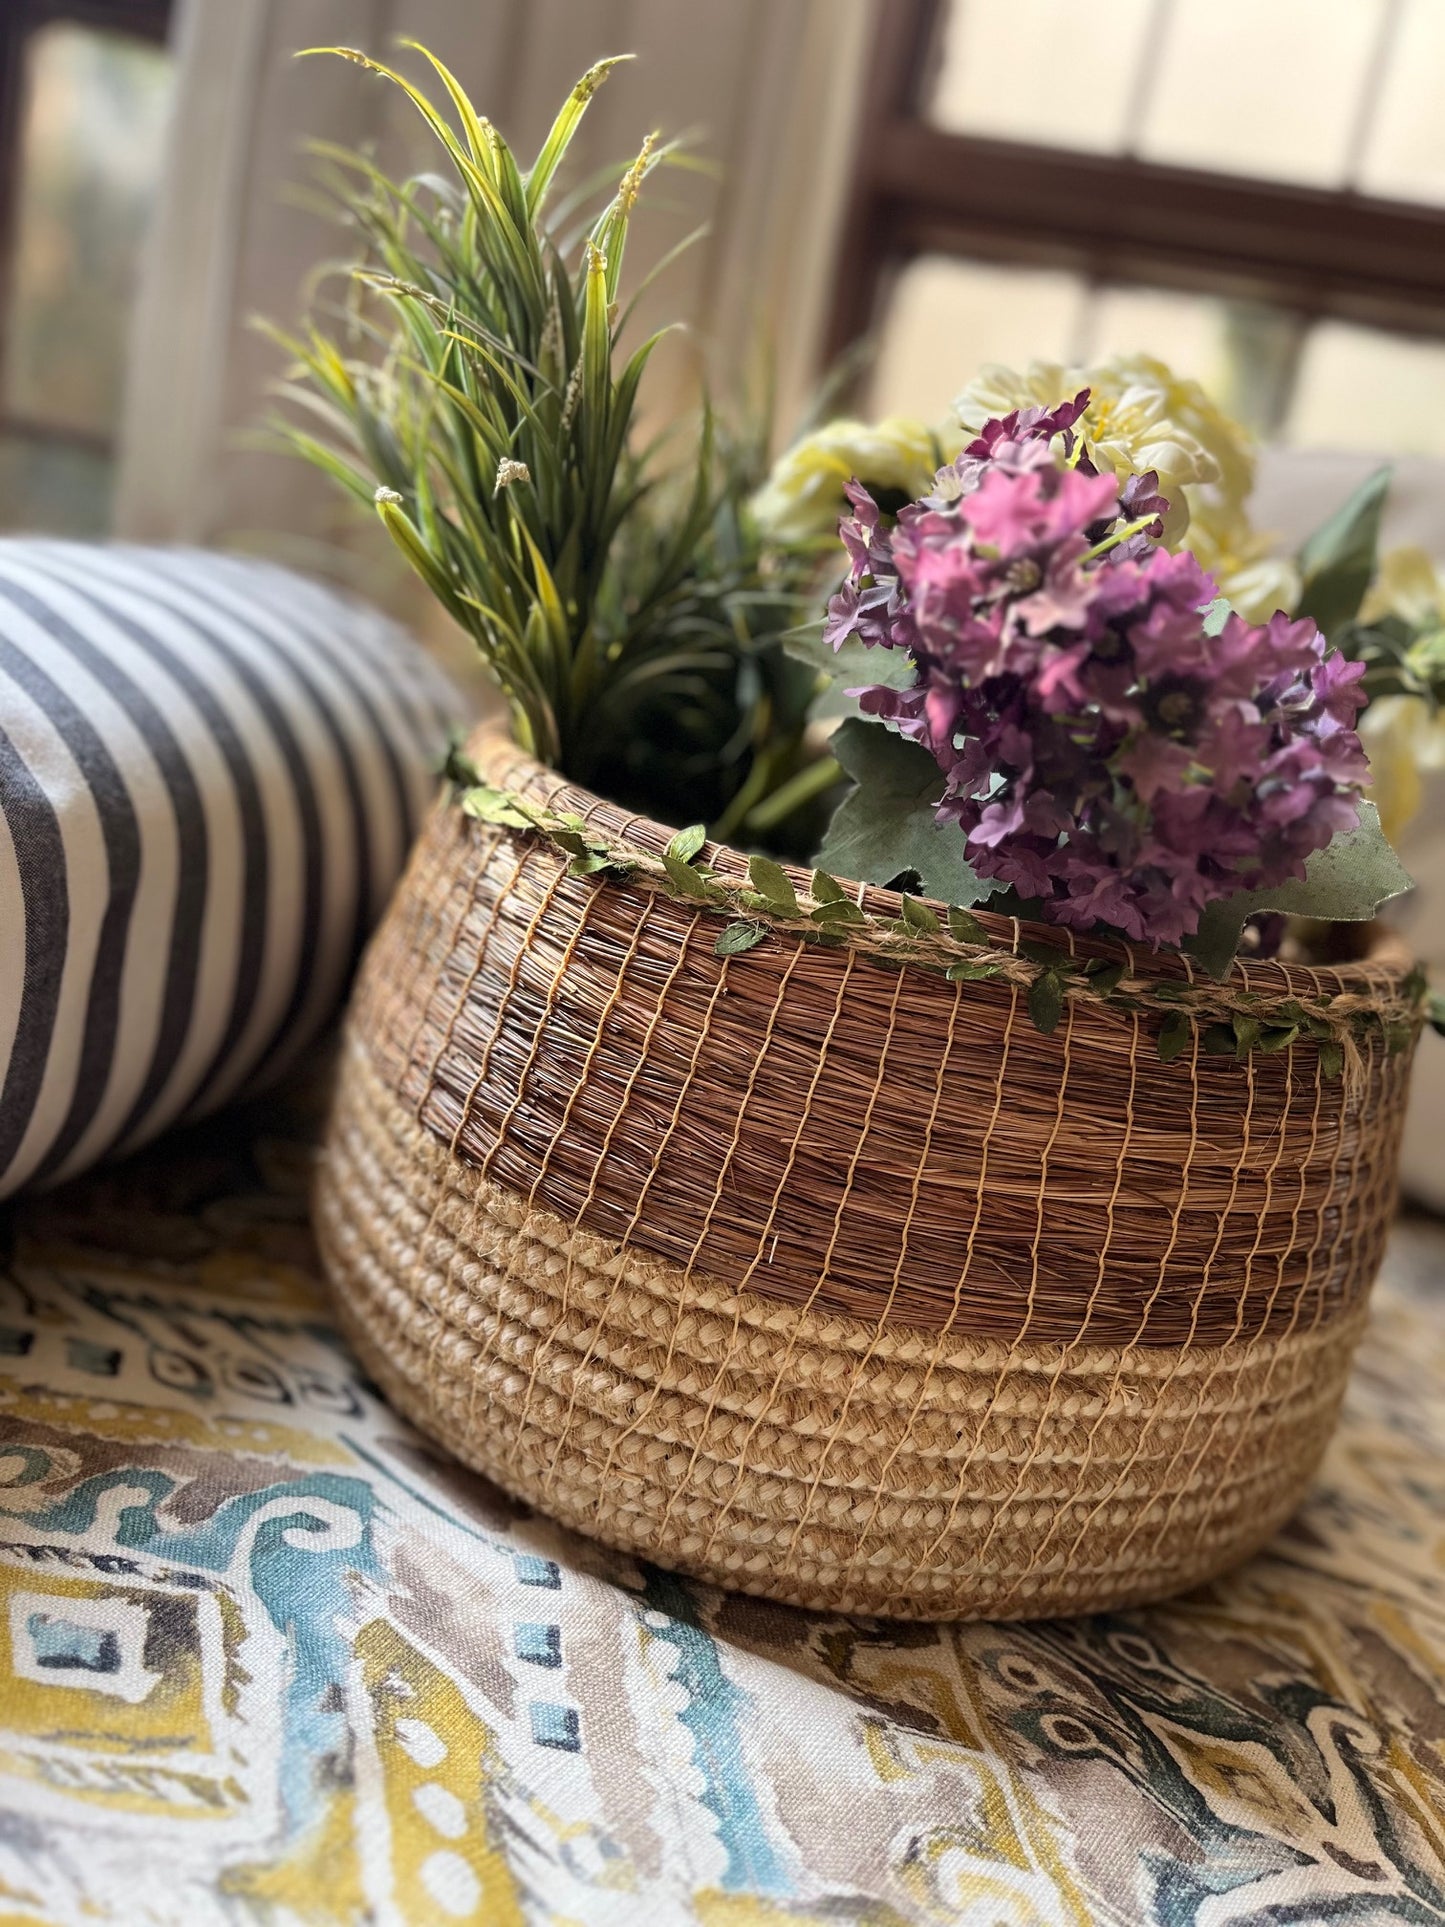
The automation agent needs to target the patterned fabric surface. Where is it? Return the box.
[1,1062,1443,1927]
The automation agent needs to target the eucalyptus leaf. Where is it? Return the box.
[1156,1011,1192,1062]
[1183,802,1412,979]
[662,852,713,898]
[1202,595,1233,637]
[1296,466,1391,640]
[900,895,941,934]
[715,921,768,957]
[816,718,987,908]
[667,823,707,864]
[747,854,799,917]
[1028,969,1065,1035]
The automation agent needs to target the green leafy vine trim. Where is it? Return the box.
[450,767,1436,1082]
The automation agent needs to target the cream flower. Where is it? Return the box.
[751,416,959,545]
[1183,503,1300,624]
[955,352,1264,547]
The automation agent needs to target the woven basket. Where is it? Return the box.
[316,733,1420,1620]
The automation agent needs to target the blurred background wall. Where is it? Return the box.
[0,0,1442,1190]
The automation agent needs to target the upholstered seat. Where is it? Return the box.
[2,1053,1442,1924]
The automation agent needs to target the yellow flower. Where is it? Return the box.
[955,352,1258,545]
[1183,501,1300,624]
[1359,544,1445,628]
[1356,546,1445,842]
[1360,694,1445,844]
[751,416,959,545]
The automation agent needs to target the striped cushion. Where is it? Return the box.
[0,542,462,1200]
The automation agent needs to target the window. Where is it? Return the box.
[834,0,1445,451]
[0,1,172,535]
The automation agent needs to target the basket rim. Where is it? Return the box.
[467,728,1417,1004]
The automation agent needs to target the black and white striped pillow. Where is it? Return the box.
[0,542,462,1200]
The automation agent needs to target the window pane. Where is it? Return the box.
[0,435,111,537]
[869,257,1088,422]
[4,22,173,439]
[1357,0,1445,203]
[1285,322,1445,456]
[1081,287,1230,394]
[925,0,1158,152]
[1136,0,1385,186]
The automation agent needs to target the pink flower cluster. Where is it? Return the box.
[824,397,1370,944]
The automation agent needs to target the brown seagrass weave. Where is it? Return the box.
[315,733,1420,1618]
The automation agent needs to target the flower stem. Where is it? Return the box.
[1082,514,1156,563]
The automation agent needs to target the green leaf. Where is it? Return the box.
[1232,1014,1262,1058]
[666,823,707,864]
[1202,1023,1238,1057]
[1019,938,1066,968]
[1202,595,1234,637]
[567,852,616,877]
[460,786,532,829]
[1084,959,1125,996]
[747,855,799,917]
[715,922,768,958]
[1319,1039,1344,1081]
[811,868,848,904]
[947,906,987,945]
[1258,1024,1300,1053]
[784,628,916,694]
[1184,803,1413,979]
[662,852,713,898]
[816,719,987,908]
[1296,466,1391,640]
[1028,969,1065,1035]
[1428,990,1445,1038]
[900,895,941,935]
[946,958,1003,982]
[1157,1011,1192,1062]
[810,897,865,925]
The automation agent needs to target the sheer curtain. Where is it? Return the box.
[114,0,873,598]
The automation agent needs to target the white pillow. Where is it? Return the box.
[0,542,461,1199]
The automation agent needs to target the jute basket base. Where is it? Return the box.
[318,1033,1361,1620]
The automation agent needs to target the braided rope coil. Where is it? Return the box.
[318,1032,1364,1619]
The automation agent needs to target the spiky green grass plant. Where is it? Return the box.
[267,43,824,836]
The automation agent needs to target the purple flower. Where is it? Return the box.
[823,395,1371,946]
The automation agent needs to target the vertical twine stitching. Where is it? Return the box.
[1127,1044,1296,1568]
[418,856,572,1396]
[404,840,535,1377]
[1046,1023,1205,1580]
[985,1006,1142,1590]
[1107,1045,1263,1575]
[542,910,705,1495]
[475,872,598,1182]
[591,954,739,1495]
[838,979,1020,1594]
[652,947,849,1551]
[1194,1041,1331,1541]
[908,993,1079,1594]
[777,970,955,1568]
[512,900,657,1452]
[1237,1011,1378,1494]
[714,966,913,1568]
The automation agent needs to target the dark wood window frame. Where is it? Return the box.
[0,0,171,460]
[828,0,1445,372]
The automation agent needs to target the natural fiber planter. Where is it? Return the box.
[316,733,1421,1620]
